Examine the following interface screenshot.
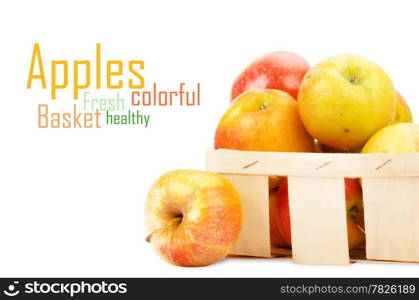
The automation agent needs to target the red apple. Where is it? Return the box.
[276,178,365,250]
[269,188,288,247]
[231,51,310,101]
[276,180,292,247]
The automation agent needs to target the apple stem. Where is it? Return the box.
[259,102,269,110]
[145,234,152,243]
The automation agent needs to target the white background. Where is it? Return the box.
[1,0,418,277]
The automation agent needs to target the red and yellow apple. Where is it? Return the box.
[276,178,365,250]
[145,170,242,267]
[231,51,310,101]
[215,89,314,152]
[298,54,397,150]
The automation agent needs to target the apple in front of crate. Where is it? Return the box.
[231,51,310,101]
[298,54,396,150]
[276,178,365,250]
[215,89,314,152]
[145,170,242,267]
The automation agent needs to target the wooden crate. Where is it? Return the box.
[206,149,419,265]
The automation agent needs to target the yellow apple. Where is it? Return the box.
[362,123,419,153]
[298,54,396,150]
[393,91,413,124]
[145,170,242,267]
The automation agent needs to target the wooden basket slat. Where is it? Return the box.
[362,177,419,262]
[223,174,271,258]
[207,149,419,178]
[288,176,350,264]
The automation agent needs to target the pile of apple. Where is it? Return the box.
[145,51,419,267]
[215,51,418,254]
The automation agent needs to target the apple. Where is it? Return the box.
[298,54,396,150]
[345,178,366,250]
[145,170,242,267]
[269,176,283,190]
[276,178,365,250]
[362,123,419,153]
[393,91,413,124]
[231,51,310,101]
[215,89,314,152]
[269,188,288,247]
[276,179,292,247]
